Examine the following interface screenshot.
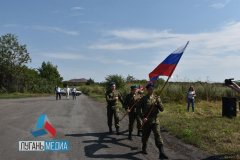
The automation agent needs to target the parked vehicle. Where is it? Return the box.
[76,90,82,96]
[60,88,82,96]
[60,89,67,96]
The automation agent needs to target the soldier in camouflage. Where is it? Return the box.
[137,83,168,159]
[124,85,142,140]
[105,82,124,134]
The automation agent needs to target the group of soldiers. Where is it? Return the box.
[105,82,168,159]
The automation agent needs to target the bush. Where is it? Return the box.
[155,82,237,103]
[105,74,126,89]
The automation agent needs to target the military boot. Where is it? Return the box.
[137,130,142,137]
[142,144,148,154]
[116,127,120,135]
[159,145,168,159]
[109,127,113,134]
[128,131,132,140]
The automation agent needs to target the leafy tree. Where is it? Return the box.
[105,74,125,89]
[86,78,95,85]
[38,61,63,86]
[126,74,135,83]
[0,33,31,92]
[0,34,64,93]
[21,66,41,93]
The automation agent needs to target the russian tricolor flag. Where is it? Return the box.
[149,41,189,81]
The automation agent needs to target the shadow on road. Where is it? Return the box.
[65,132,142,160]
[202,154,240,160]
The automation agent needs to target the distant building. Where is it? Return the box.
[65,78,88,86]
[69,78,88,83]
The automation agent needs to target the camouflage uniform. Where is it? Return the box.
[124,92,142,139]
[137,95,164,149]
[137,87,168,159]
[105,89,123,134]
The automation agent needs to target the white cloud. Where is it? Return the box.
[69,6,84,17]
[2,24,20,28]
[89,21,240,56]
[6,20,239,82]
[32,26,79,36]
[43,52,136,66]
[70,6,84,11]
[96,57,136,65]
[78,21,99,24]
[106,29,174,40]
[88,21,240,82]
[45,53,88,60]
[90,42,164,50]
[210,0,231,9]
[210,3,225,9]
[2,24,80,36]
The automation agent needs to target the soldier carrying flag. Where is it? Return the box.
[137,82,168,159]
[138,41,189,159]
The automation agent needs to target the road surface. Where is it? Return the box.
[0,95,212,160]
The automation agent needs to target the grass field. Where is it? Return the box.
[3,85,239,155]
[84,87,240,155]
[160,101,240,154]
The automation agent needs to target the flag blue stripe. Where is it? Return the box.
[150,76,159,81]
[149,41,189,80]
[162,53,183,65]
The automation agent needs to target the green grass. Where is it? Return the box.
[76,84,240,155]
[88,92,106,103]
[0,92,52,99]
[85,91,240,155]
[160,101,240,154]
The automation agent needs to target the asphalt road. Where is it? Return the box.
[0,95,212,160]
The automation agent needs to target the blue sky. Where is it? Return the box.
[1,0,240,82]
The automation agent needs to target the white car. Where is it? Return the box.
[60,89,67,96]
[75,90,82,96]
[60,88,82,96]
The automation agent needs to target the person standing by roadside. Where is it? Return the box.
[72,87,76,100]
[66,86,70,100]
[56,86,61,100]
[55,86,58,100]
[187,86,196,112]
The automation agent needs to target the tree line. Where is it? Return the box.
[80,74,238,103]
[0,33,62,93]
[1,33,237,100]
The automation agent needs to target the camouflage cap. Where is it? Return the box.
[130,85,138,89]
[146,82,154,89]
[109,82,116,86]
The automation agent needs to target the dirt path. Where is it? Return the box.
[0,95,212,160]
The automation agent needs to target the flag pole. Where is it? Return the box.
[119,99,140,122]
[157,40,189,94]
[142,41,189,128]
[141,75,170,128]
[158,76,171,95]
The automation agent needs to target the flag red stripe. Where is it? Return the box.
[149,64,177,78]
